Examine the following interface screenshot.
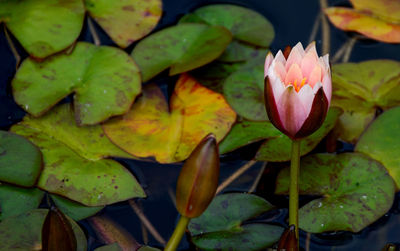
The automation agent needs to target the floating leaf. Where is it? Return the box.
[13,42,141,125]
[356,107,400,189]
[0,184,44,221]
[189,193,283,251]
[223,50,267,121]
[131,23,232,82]
[11,104,145,206]
[103,74,236,163]
[276,153,395,233]
[51,194,103,221]
[0,0,85,58]
[256,107,342,162]
[0,209,87,251]
[95,243,123,251]
[218,40,260,62]
[137,247,161,251]
[0,130,42,186]
[331,60,400,143]
[325,3,400,43]
[85,0,162,48]
[179,4,274,47]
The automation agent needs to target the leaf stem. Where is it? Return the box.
[87,16,101,46]
[289,140,301,241]
[216,160,257,194]
[319,0,330,55]
[3,24,21,69]
[164,215,190,251]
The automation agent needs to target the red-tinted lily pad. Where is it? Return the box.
[12,42,141,126]
[276,153,395,233]
[85,0,162,48]
[131,23,232,82]
[188,193,283,251]
[0,130,42,186]
[103,74,236,163]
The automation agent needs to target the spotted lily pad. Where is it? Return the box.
[0,0,85,58]
[218,40,261,63]
[0,209,87,251]
[325,0,400,43]
[103,74,236,163]
[13,42,141,126]
[179,4,274,47]
[331,60,400,143]
[51,194,103,221]
[0,184,44,221]
[188,193,283,251]
[255,107,342,162]
[131,23,232,82]
[0,130,42,186]
[356,107,400,189]
[11,104,145,206]
[85,0,162,48]
[276,153,395,233]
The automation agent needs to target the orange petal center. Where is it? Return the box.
[289,77,307,92]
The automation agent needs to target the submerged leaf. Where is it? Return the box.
[189,193,283,251]
[276,153,395,233]
[13,42,141,125]
[85,0,162,48]
[103,74,236,163]
[131,23,232,82]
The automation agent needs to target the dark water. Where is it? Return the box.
[1,0,400,250]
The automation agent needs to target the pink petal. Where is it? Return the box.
[268,73,286,102]
[292,42,305,56]
[300,50,318,79]
[284,63,303,86]
[305,41,317,54]
[275,50,286,65]
[274,61,286,82]
[308,65,322,87]
[285,46,303,71]
[277,86,307,137]
[297,84,314,118]
[321,73,332,105]
[264,52,274,78]
[319,54,330,72]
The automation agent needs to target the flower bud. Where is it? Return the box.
[176,133,220,218]
[277,225,298,251]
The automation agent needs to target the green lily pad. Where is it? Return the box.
[137,246,161,251]
[179,4,274,47]
[276,153,395,233]
[256,107,342,162]
[223,50,267,121]
[0,209,87,251]
[332,60,400,143]
[0,184,44,221]
[0,130,42,187]
[85,0,162,48]
[356,106,400,189]
[189,193,283,251]
[218,40,261,63]
[12,42,141,126]
[51,194,103,221]
[131,23,232,82]
[0,0,85,58]
[11,104,145,206]
[95,243,123,251]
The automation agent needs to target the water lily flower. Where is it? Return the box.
[264,42,331,139]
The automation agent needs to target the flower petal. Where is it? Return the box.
[264,77,287,135]
[308,65,322,87]
[285,45,303,71]
[295,86,329,139]
[275,50,287,65]
[277,86,307,137]
[322,73,332,105]
[264,52,274,78]
[274,61,286,82]
[285,63,303,86]
[297,84,314,118]
[301,50,318,79]
[305,41,317,53]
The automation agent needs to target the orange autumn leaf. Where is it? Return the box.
[103,74,236,163]
[324,0,400,43]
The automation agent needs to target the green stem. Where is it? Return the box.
[289,140,301,240]
[164,215,190,251]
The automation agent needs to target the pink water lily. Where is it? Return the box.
[264,42,331,139]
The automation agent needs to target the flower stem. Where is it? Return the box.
[289,140,301,240]
[165,215,190,251]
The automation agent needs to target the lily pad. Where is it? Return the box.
[325,0,400,43]
[179,4,274,47]
[11,104,145,206]
[85,0,162,48]
[131,23,232,82]
[331,60,400,143]
[95,243,122,251]
[189,193,283,251]
[0,130,42,187]
[223,50,267,121]
[103,74,236,163]
[256,107,342,162]
[12,42,141,126]
[218,40,261,63]
[0,184,44,221]
[0,209,87,251]
[0,0,85,58]
[276,153,395,233]
[51,194,103,221]
[356,106,400,189]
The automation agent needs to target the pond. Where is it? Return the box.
[0,0,400,250]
